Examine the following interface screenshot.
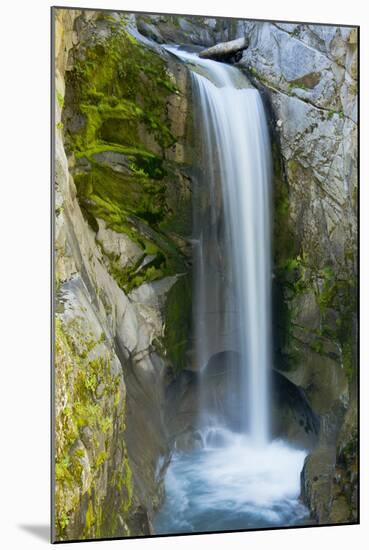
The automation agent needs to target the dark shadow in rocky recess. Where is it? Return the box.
[18,524,50,543]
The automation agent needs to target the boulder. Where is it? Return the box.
[199,36,249,61]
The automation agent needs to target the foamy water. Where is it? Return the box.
[155,433,309,534]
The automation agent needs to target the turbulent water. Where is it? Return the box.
[155,46,309,534]
[155,434,308,533]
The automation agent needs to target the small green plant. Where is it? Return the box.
[84,371,98,393]
[59,511,70,531]
[311,339,324,354]
[55,455,71,482]
[100,416,113,434]
[248,66,259,78]
[56,90,64,108]
[288,81,308,92]
[95,451,108,469]
[327,110,345,120]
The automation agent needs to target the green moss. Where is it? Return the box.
[96,237,169,293]
[75,152,166,222]
[56,90,64,108]
[95,451,108,469]
[62,17,192,302]
[62,21,188,277]
[311,338,324,354]
[277,252,356,375]
[246,66,271,88]
[248,66,260,79]
[316,266,335,311]
[121,450,133,513]
[85,500,95,533]
[109,447,133,516]
[272,145,298,369]
[100,416,113,435]
[67,24,177,155]
[278,254,308,295]
[273,150,298,269]
[58,511,69,532]
[54,317,130,539]
[288,81,308,92]
[327,109,345,121]
[163,274,192,373]
[310,256,356,380]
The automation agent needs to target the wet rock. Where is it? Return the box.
[198,36,249,61]
[54,8,193,540]
[166,361,320,451]
[96,218,144,271]
[136,14,217,47]
[272,371,320,449]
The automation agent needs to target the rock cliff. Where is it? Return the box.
[54,10,358,538]
[53,9,193,541]
[238,21,358,523]
[134,14,358,525]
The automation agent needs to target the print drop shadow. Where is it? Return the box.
[18,524,49,542]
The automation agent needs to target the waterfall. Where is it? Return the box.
[155,47,308,535]
[169,48,272,444]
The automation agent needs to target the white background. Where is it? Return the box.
[0,0,367,548]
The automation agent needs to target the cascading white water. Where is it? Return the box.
[170,47,271,443]
[154,47,309,534]
[195,57,271,444]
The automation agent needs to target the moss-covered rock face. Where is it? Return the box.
[55,316,132,540]
[63,15,192,294]
[301,401,358,524]
[163,274,192,374]
[54,8,193,542]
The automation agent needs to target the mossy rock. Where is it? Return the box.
[163,274,192,373]
[54,317,133,540]
[63,21,192,294]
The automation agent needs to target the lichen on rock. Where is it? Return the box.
[53,7,193,541]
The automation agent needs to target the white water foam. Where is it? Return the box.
[155,432,308,534]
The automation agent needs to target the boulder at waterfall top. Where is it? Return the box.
[198,36,249,61]
[54,8,358,542]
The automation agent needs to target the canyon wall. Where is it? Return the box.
[53,9,193,540]
[238,21,358,523]
[134,13,359,525]
[53,10,358,539]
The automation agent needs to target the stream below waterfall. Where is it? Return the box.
[154,46,311,534]
[154,431,309,534]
